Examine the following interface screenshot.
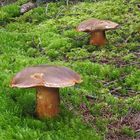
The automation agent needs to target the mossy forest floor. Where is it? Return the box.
[0,0,140,139]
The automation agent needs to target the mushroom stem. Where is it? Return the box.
[36,87,60,118]
[90,30,107,46]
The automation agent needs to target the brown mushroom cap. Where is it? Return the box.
[11,65,82,88]
[77,19,119,32]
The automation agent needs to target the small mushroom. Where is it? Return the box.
[77,18,119,46]
[11,65,82,118]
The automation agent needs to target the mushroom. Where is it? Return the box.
[77,18,119,46]
[11,65,82,118]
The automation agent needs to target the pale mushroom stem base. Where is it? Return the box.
[36,87,60,118]
[90,30,107,46]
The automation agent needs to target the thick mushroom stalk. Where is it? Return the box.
[36,87,60,118]
[90,31,107,46]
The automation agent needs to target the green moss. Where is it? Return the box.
[121,126,136,138]
[125,70,140,90]
[0,4,20,25]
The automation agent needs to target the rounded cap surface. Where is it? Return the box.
[77,19,119,32]
[11,65,82,88]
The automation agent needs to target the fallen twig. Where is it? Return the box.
[118,62,140,68]
[85,95,97,100]
[110,87,122,94]
[104,75,127,86]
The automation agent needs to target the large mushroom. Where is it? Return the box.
[77,18,119,46]
[11,65,82,118]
